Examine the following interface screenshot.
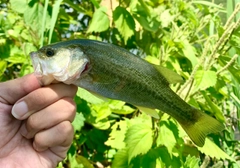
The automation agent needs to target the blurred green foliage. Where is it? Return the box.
[0,0,240,167]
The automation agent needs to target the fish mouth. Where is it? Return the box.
[30,51,43,77]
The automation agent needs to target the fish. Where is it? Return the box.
[30,39,224,147]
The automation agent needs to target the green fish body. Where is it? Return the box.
[30,39,224,147]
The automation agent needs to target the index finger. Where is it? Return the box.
[12,83,77,120]
[0,74,41,105]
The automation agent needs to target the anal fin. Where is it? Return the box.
[136,106,160,119]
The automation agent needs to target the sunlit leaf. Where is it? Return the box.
[109,100,135,115]
[197,138,235,161]
[24,2,50,33]
[10,0,28,13]
[125,124,153,163]
[113,6,135,43]
[184,155,200,168]
[72,113,85,132]
[157,119,178,154]
[87,6,110,33]
[0,60,7,76]
[77,88,105,104]
[130,0,159,32]
[112,148,129,168]
[194,70,217,90]
[105,120,127,149]
[182,40,198,67]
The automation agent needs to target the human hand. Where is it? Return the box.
[0,74,77,168]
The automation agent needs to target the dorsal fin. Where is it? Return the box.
[153,65,184,84]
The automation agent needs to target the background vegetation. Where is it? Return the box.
[0,0,240,167]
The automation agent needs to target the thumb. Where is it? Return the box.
[0,74,41,105]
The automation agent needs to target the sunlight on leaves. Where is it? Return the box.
[125,124,153,163]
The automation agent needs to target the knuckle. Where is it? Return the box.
[62,98,76,121]
[57,121,73,136]
[64,98,76,113]
[27,115,39,130]
[34,133,45,147]
[25,89,47,108]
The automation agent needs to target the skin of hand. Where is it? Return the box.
[0,74,78,168]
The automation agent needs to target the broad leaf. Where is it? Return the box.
[197,138,235,161]
[184,155,200,168]
[182,40,198,67]
[194,70,217,90]
[24,2,50,33]
[125,124,153,163]
[109,100,135,115]
[112,148,129,168]
[10,0,28,13]
[72,113,85,132]
[157,119,178,154]
[87,6,110,33]
[77,88,105,104]
[105,120,127,149]
[130,0,159,32]
[113,6,135,43]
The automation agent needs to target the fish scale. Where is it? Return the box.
[30,39,225,147]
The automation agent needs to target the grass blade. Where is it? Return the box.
[48,0,63,44]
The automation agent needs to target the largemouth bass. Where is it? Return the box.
[30,39,224,147]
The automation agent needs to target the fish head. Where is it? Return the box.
[30,43,89,85]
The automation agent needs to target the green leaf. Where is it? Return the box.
[112,148,129,168]
[160,9,174,28]
[6,55,26,64]
[201,92,225,122]
[125,124,153,163]
[109,100,135,115]
[90,0,100,8]
[218,56,240,84]
[192,1,225,10]
[10,0,28,13]
[197,138,235,161]
[48,0,63,44]
[24,2,50,34]
[0,60,7,76]
[87,6,110,33]
[130,0,159,32]
[76,155,94,168]
[194,70,217,90]
[113,6,135,43]
[92,103,112,122]
[182,40,198,67]
[77,88,105,104]
[72,113,85,132]
[184,155,200,168]
[156,119,177,154]
[105,120,127,149]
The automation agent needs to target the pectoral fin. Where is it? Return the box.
[136,106,160,119]
[153,65,184,84]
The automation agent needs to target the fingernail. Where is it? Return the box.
[12,101,28,119]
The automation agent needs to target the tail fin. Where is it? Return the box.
[180,110,225,147]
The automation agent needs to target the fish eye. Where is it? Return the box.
[45,48,55,57]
